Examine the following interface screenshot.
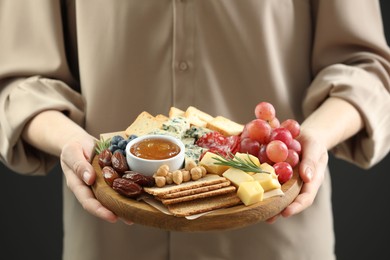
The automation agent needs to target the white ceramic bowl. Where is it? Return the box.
[125,134,185,176]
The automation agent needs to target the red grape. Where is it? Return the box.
[268,117,280,129]
[254,102,276,121]
[266,140,288,163]
[280,119,300,138]
[240,124,250,139]
[288,139,302,155]
[273,162,293,184]
[245,119,272,144]
[257,144,273,164]
[239,137,260,156]
[269,127,293,146]
[285,149,299,168]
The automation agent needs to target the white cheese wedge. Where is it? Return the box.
[237,181,264,206]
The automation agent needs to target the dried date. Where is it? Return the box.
[112,178,142,198]
[98,149,112,168]
[101,166,120,187]
[122,171,155,187]
[111,151,129,174]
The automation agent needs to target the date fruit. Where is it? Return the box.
[122,171,155,187]
[112,178,142,198]
[102,166,120,187]
[98,149,112,168]
[111,151,129,174]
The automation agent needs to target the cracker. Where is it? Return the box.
[167,192,242,217]
[124,111,167,137]
[143,174,228,196]
[159,186,236,205]
[158,181,231,199]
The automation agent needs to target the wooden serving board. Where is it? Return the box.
[91,156,302,232]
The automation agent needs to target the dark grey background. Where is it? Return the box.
[1,2,389,259]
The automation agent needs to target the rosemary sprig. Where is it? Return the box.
[212,152,270,174]
[95,137,111,155]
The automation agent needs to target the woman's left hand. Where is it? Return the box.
[266,128,329,223]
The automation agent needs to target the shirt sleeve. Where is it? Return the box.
[0,1,85,175]
[303,0,390,168]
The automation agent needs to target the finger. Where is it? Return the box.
[62,161,118,223]
[120,218,134,225]
[281,180,318,217]
[61,142,96,185]
[266,214,280,224]
[281,158,327,217]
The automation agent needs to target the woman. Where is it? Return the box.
[1,1,389,259]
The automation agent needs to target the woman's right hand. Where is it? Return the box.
[60,135,120,223]
[22,109,127,223]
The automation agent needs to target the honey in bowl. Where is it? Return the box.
[130,138,180,160]
[125,135,185,176]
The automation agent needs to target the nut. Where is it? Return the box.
[190,167,203,180]
[156,165,169,177]
[172,170,183,185]
[182,170,191,182]
[154,176,166,187]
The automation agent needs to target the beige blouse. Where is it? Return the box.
[1,0,389,259]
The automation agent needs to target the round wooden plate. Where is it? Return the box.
[92,156,302,232]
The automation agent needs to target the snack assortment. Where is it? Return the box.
[95,102,302,217]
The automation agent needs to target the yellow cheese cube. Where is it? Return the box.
[222,168,254,187]
[237,181,264,206]
[199,152,229,175]
[252,172,281,191]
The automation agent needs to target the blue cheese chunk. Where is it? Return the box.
[161,116,190,138]
[185,144,208,164]
[184,125,213,140]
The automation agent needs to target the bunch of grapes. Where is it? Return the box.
[239,102,302,183]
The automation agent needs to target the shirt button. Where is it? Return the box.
[179,61,188,71]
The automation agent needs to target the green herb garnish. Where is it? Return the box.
[212,153,270,174]
[95,137,111,155]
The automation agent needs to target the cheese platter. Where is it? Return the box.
[92,156,302,231]
[91,104,303,231]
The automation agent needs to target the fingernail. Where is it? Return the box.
[83,171,91,183]
[305,167,313,181]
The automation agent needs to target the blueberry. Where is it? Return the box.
[109,144,119,153]
[118,139,128,150]
[111,135,125,145]
[113,149,124,155]
[127,134,138,142]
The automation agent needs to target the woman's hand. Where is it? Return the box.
[266,129,328,223]
[22,110,133,224]
[60,135,120,223]
[267,97,363,223]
